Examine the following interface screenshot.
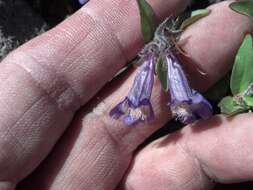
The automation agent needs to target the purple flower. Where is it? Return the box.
[79,0,89,5]
[110,53,156,126]
[166,50,213,124]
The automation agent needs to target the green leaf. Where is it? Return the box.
[230,0,253,21]
[204,73,230,101]
[243,95,253,106]
[230,34,253,95]
[137,0,156,43]
[156,57,168,92]
[218,96,247,115]
[180,9,211,30]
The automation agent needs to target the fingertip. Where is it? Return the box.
[181,1,253,91]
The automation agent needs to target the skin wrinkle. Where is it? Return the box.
[1,95,37,159]
[100,112,147,154]
[81,2,129,62]
[60,137,122,190]
[0,60,74,182]
[86,146,115,190]
[56,14,100,71]
[48,114,131,190]
[12,53,82,112]
[17,15,96,104]
[0,96,43,179]
[178,138,214,189]
[99,118,127,154]
[11,98,55,147]
[63,25,125,103]
[123,136,213,190]
[0,95,43,143]
[61,25,122,83]
[95,149,129,190]
[0,70,42,122]
[95,118,136,154]
[80,0,136,60]
[183,122,220,184]
[189,114,253,183]
[168,142,198,188]
[104,154,126,190]
[0,134,26,180]
[98,116,134,155]
[0,96,68,182]
[52,115,108,181]
[0,93,39,129]
[0,63,12,90]
[63,143,108,189]
[46,118,119,189]
[23,12,94,69]
[90,112,126,150]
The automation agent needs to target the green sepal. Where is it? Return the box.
[156,56,169,92]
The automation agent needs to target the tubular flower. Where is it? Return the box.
[110,53,156,126]
[166,50,213,124]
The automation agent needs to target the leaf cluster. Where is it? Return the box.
[218,34,253,115]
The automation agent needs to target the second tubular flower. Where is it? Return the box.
[165,49,213,124]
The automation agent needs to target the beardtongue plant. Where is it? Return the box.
[110,0,213,126]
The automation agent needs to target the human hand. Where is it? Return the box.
[0,1,252,190]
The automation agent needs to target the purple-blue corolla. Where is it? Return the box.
[109,53,156,126]
[166,49,213,124]
[79,0,89,5]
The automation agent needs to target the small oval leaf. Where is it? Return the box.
[230,1,253,21]
[243,95,253,107]
[180,9,211,30]
[218,96,247,115]
[230,34,253,95]
[156,57,168,92]
[137,0,156,43]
